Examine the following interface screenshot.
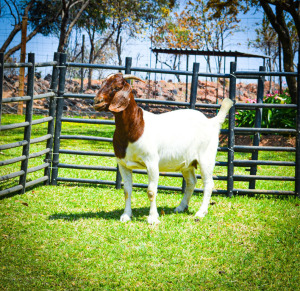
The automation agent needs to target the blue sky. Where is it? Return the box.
[0,4,268,79]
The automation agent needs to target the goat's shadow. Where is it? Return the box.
[48,206,188,222]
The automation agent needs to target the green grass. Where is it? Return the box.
[0,114,299,289]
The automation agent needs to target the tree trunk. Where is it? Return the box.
[260,1,297,103]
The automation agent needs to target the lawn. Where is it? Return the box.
[0,114,299,290]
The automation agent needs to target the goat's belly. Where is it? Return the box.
[158,157,195,172]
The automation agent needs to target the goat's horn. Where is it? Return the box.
[123,74,145,83]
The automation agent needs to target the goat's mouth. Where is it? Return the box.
[94,101,108,111]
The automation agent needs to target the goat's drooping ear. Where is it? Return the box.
[108,82,131,112]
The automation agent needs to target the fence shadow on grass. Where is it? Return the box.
[48,206,179,222]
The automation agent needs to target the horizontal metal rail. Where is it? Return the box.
[234,127,296,134]
[63,93,96,99]
[25,176,49,188]
[59,149,115,157]
[233,160,295,167]
[57,177,116,186]
[233,174,294,181]
[235,71,298,77]
[0,185,23,197]
[2,96,31,103]
[0,121,29,131]
[35,61,58,67]
[32,116,53,125]
[0,170,25,181]
[66,62,124,70]
[58,163,117,171]
[29,148,51,159]
[2,62,33,68]
[33,92,56,100]
[235,103,297,109]
[0,117,52,131]
[233,189,295,195]
[61,117,115,125]
[59,135,112,142]
[27,163,50,174]
[0,155,26,166]
[0,140,28,150]
[234,145,295,152]
[30,134,52,144]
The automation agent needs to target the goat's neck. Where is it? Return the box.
[113,98,145,158]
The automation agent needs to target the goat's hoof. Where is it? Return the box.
[195,210,208,218]
[120,213,131,222]
[174,205,188,213]
[147,215,160,225]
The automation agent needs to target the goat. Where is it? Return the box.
[94,73,233,224]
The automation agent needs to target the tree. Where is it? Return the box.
[151,0,240,74]
[206,0,299,103]
[104,0,176,66]
[29,0,90,52]
[0,0,59,60]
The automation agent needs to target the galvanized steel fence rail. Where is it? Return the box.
[50,53,299,197]
[0,52,59,197]
[0,52,299,197]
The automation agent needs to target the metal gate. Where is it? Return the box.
[1,52,299,197]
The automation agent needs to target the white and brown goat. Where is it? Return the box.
[94,73,233,224]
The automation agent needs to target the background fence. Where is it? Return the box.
[0,52,299,198]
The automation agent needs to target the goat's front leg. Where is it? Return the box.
[118,163,133,222]
[146,161,160,225]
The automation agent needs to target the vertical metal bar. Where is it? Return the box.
[18,16,28,115]
[80,34,85,93]
[51,53,67,186]
[185,55,189,102]
[0,53,4,125]
[249,66,265,190]
[295,45,300,198]
[279,40,282,94]
[190,62,199,109]
[227,62,236,197]
[182,62,199,193]
[44,52,60,184]
[115,57,132,189]
[19,53,35,194]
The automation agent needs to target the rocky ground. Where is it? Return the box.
[2,73,279,115]
[3,74,294,147]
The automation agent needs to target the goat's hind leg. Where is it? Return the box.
[118,163,133,222]
[175,168,196,213]
[195,160,214,218]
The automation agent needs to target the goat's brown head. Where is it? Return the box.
[94,73,144,113]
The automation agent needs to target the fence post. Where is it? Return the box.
[115,57,132,189]
[19,53,35,194]
[190,62,199,109]
[51,53,67,186]
[296,51,300,198]
[181,62,200,193]
[227,62,236,197]
[249,66,265,190]
[44,52,60,184]
[0,53,4,125]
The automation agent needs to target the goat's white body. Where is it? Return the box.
[118,109,219,172]
[116,98,233,224]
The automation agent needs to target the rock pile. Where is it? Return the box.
[1,74,280,116]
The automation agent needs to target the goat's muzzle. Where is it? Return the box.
[94,98,108,111]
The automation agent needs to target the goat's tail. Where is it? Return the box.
[214,98,234,125]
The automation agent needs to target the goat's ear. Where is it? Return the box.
[109,82,131,112]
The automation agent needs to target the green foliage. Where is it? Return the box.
[235,90,296,129]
